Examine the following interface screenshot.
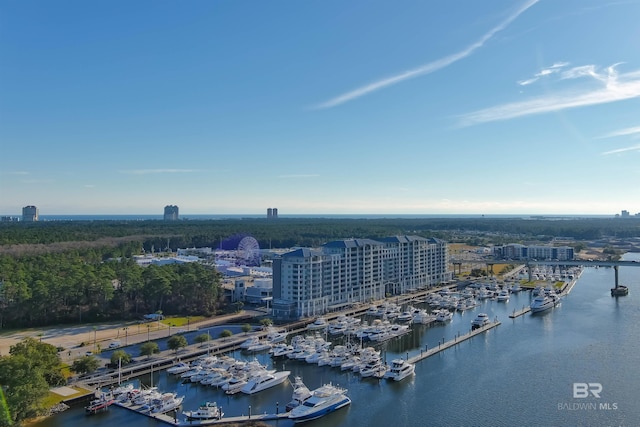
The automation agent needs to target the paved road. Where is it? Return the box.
[0,309,266,360]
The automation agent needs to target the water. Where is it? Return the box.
[34,253,640,426]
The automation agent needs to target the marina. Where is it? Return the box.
[35,257,640,427]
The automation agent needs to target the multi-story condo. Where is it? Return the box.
[493,244,574,261]
[22,205,39,222]
[272,235,451,320]
[163,205,179,221]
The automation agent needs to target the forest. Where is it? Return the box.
[1,216,639,329]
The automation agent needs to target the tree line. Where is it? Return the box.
[0,246,221,329]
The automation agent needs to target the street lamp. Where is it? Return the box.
[93,326,97,351]
[169,323,173,337]
[147,324,151,342]
[123,327,129,346]
[187,316,191,332]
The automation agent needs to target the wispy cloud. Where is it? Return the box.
[601,144,640,155]
[518,62,570,86]
[459,64,640,126]
[314,0,539,109]
[278,174,320,179]
[118,169,198,175]
[598,125,640,139]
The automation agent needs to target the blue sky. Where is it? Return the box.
[1,0,639,216]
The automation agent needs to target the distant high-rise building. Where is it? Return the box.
[22,205,39,222]
[163,205,179,221]
[267,208,273,219]
[621,210,630,217]
[272,208,278,219]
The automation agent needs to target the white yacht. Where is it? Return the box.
[244,339,272,352]
[264,327,288,344]
[434,309,453,322]
[182,401,223,421]
[288,383,351,423]
[239,336,260,349]
[286,376,312,412]
[306,317,328,331]
[471,313,490,329]
[150,392,184,414]
[166,362,190,375]
[240,370,290,395]
[530,294,560,313]
[496,289,510,302]
[383,359,415,381]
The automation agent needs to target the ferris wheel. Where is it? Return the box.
[237,236,261,266]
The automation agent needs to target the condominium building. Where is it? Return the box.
[493,243,574,261]
[163,205,179,221]
[22,205,39,222]
[272,235,451,320]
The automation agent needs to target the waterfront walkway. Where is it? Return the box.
[408,320,501,365]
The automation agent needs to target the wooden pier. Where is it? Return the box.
[407,321,501,365]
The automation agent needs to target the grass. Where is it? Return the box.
[43,385,93,407]
[160,316,205,328]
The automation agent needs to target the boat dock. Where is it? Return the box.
[407,321,501,365]
[114,401,289,426]
[509,306,531,318]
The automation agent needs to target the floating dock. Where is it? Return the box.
[114,401,290,426]
[509,306,531,318]
[407,321,500,365]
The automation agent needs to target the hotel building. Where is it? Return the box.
[272,235,451,320]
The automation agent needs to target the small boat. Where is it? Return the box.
[383,359,415,381]
[611,285,629,296]
[182,401,223,421]
[288,383,351,423]
[241,370,290,395]
[471,313,490,329]
[85,394,115,414]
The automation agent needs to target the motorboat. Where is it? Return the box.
[182,401,223,421]
[434,309,453,322]
[166,362,190,375]
[239,336,260,349]
[241,370,290,394]
[530,294,560,313]
[244,339,272,352]
[221,375,248,395]
[150,392,184,414]
[383,359,415,381]
[270,343,294,358]
[496,289,510,302]
[396,310,413,323]
[265,327,288,344]
[288,383,351,423]
[471,313,490,329]
[286,376,312,412]
[85,393,115,414]
[306,317,328,331]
